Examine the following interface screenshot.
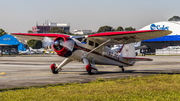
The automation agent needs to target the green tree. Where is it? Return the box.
[27,39,42,49]
[65,32,72,35]
[116,26,124,31]
[0,29,7,37]
[125,27,136,31]
[48,27,66,34]
[97,26,114,33]
[28,30,33,33]
[168,16,180,21]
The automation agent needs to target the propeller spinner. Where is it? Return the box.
[53,36,75,57]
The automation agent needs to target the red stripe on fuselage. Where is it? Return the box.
[74,45,133,66]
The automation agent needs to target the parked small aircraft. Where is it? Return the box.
[11,30,171,74]
[111,41,147,56]
[29,47,45,54]
[19,49,35,55]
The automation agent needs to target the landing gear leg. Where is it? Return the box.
[50,58,72,74]
[119,66,125,72]
[82,57,98,75]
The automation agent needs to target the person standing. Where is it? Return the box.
[141,49,146,56]
[141,49,144,56]
[144,49,146,56]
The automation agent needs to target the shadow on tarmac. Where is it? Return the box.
[79,69,180,75]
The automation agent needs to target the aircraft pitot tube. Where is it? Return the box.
[53,35,75,57]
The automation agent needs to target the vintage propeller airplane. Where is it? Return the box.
[11,30,171,74]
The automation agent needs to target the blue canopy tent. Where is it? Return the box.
[141,35,180,52]
[142,35,180,42]
[0,34,26,51]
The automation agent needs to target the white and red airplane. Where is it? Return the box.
[11,30,171,74]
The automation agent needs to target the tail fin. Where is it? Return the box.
[120,43,135,57]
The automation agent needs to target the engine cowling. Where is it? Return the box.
[53,36,74,57]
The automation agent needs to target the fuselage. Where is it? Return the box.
[69,38,135,67]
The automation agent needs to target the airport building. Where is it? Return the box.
[140,21,180,52]
[32,22,70,33]
[0,34,27,53]
[73,30,92,35]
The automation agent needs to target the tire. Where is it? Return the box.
[52,69,58,74]
[119,66,125,72]
[88,69,94,75]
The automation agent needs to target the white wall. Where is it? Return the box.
[73,30,92,35]
[140,21,180,35]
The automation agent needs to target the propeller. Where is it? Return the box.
[43,36,75,52]
[59,40,74,51]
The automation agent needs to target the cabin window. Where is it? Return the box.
[89,40,94,46]
[95,43,99,47]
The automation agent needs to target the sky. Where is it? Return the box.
[0,0,180,33]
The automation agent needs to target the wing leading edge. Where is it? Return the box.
[87,30,172,45]
[11,33,71,44]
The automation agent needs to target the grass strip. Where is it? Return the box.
[1,74,180,100]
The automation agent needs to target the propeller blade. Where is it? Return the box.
[60,40,74,51]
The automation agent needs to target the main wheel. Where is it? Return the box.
[52,68,58,74]
[51,63,58,74]
[119,66,125,72]
[122,68,125,72]
[88,69,94,75]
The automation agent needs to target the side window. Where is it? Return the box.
[95,43,99,47]
[89,40,94,46]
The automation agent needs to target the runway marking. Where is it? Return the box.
[0,70,119,78]
[0,72,5,76]
[0,72,86,78]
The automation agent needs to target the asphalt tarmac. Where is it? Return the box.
[0,55,180,89]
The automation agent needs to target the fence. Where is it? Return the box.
[156,49,180,55]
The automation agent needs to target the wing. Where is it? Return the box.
[86,30,172,45]
[11,33,71,44]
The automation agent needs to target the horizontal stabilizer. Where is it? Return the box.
[123,57,153,61]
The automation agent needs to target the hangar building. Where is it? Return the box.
[140,21,180,52]
[0,34,27,53]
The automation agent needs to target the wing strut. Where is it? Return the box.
[84,39,111,56]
